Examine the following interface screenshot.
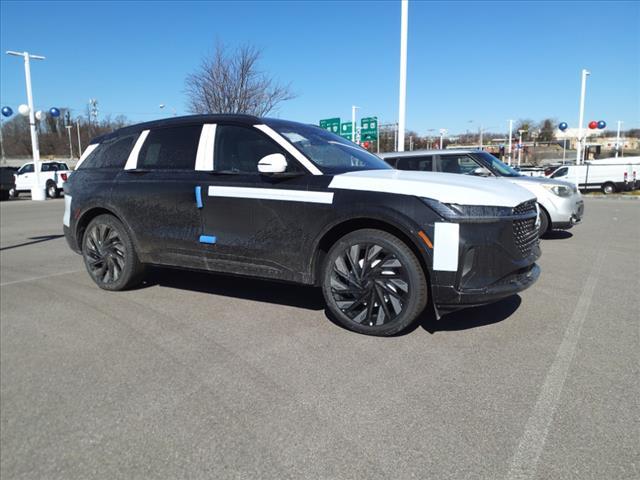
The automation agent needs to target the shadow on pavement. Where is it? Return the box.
[0,234,65,251]
[142,266,326,310]
[420,294,522,334]
[542,230,573,240]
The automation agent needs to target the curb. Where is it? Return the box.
[583,195,639,201]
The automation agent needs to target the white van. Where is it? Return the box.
[549,157,639,193]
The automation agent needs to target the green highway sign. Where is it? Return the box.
[360,116,378,141]
[319,117,340,134]
[339,122,353,141]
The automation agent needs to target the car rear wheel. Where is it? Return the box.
[538,206,550,237]
[602,182,616,194]
[46,182,59,198]
[82,214,145,291]
[322,229,428,336]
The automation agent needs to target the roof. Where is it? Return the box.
[377,148,481,158]
[91,114,263,144]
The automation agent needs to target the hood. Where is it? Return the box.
[509,175,576,189]
[329,169,535,207]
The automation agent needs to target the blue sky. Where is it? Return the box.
[1,0,639,134]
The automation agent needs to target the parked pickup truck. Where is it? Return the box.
[10,161,71,198]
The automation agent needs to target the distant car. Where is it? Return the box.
[64,115,541,336]
[548,157,640,193]
[10,161,71,198]
[1,166,18,201]
[380,149,584,235]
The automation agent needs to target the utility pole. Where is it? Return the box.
[479,125,483,150]
[6,50,46,200]
[65,125,73,159]
[439,128,447,149]
[615,120,622,158]
[397,0,408,152]
[518,129,527,167]
[576,69,590,165]
[507,119,513,165]
[0,116,5,164]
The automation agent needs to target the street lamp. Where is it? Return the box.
[159,103,176,116]
[615,120,623,158]
[6,50,46,200]
[351,105,360,144]
[517,129,528,167]
[397,0,408,152]
[439,128,447,149]
[507,120,514,165]
[576,69,590,165]
[65,125,73,159]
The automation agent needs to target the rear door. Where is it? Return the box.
[113,124,208,268]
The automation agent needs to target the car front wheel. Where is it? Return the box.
[82,214,145,291]
[322,229,428,336]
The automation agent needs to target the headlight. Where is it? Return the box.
[420,198,514,221]
[542,184,573,197]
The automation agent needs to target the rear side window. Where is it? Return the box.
[138,125,202,170]
[79,134,138,169]
[214,124,301,174]
[396,156,433,171]
[436,154,480,174]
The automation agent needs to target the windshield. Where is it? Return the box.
[475,151,522,177]
[268,120,391,174]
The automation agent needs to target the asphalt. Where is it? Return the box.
[1,197,638,480]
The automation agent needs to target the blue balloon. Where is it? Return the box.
[558,122,568,131]
[49,107,60,117]
[1,106,13,117]
[597,120,606,129]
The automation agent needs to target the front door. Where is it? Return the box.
[199,124,332,281]
[15,163,34,190]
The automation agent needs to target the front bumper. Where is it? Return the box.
[546,193,584,229]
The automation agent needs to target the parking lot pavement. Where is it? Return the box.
[1,198,638,480]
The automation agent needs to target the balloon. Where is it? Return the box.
[18,104,30,116]
[597,120,606,129]
[558,122,568,131]
[588,121,598,129]
[35,110,44,121]
[1,106,13,117]
[49,107,60,117]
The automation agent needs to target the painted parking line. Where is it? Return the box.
[0,269,84,287]
[505,250,606,480]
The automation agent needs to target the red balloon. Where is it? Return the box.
[588,121,598,129]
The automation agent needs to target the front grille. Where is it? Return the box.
[512,200,538,257]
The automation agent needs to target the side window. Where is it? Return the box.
[552,167,568,178]
[41,163,52,172]
[19,164,34,174]
[138,125,202,170]
[384,157,399,168]
[437,154,480,174]
[79,134,138,169]
[214,125,302,174]
[396,155,433,171]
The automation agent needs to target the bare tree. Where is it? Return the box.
[185,42,296,117]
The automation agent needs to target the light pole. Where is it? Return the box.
[517,129,527,167]
[159,104,176,116]
[351,105,359,144]
[507,119,513,165]
[6,50,46,200]
[615,120,623,158]
[65,125,73,159]
[397,0,408,152]
[576,68,590,165]
[76,119,82,157]
[439,128,447,149]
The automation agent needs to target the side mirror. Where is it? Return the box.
[473,166,491,176]
[258,153,287,174]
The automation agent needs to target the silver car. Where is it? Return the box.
[379,149,584,235]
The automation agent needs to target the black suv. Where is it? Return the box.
[64,115,540,336]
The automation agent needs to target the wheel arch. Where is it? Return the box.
[311,216,433,287]
[538,202,551,231]
[75,206,140,254]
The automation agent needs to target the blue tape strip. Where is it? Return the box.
[195,186,203,209]
[199,235,217,244]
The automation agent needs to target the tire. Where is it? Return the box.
[8,187,18,199]
[46,182,59,198]
[321,229,428,336]
[82,214,145,291]
[602,182,616,194]
[538,206,550,237]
